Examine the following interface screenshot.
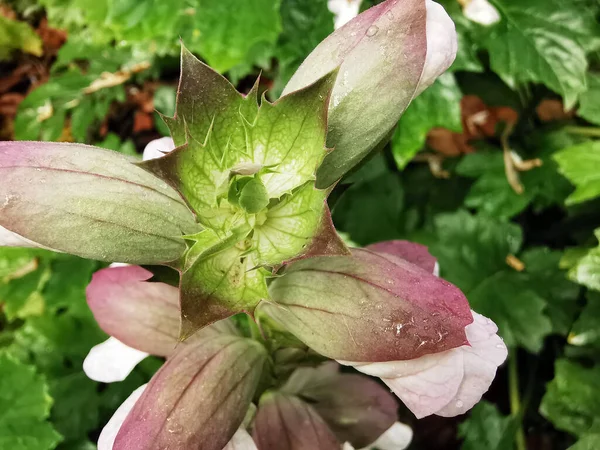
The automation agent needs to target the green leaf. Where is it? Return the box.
[569,434,600,450]
[459,401,517,450]
[430,211,554,352]
[554,141,600,205]
[456,151,533,220]
[484,0,593,108]
[568,229,600,291]
[0,260,50,322]
[521,248,580,336]
[333,171,404,246]
[0,354,62,450]
[190,0,282,73]
[578,73,600,126]
[569,292,600,349]
[392,73,463,169]
[0,15,43,60]
[540,359,600,437]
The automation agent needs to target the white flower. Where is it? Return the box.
[416,0,459,95]
[328,0,363,29]
[343,421,413,450]
[462,0,501,26]
[142,136,175,161]
[83,337,149,383]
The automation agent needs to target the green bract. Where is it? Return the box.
[142,47,348,336]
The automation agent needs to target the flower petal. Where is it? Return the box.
[463,0,501,26]
[0,225,38,248]
[435,311,508,417]
[114,335,267,450]
[343,311,507,418]
[368,422,413,450]
[223,428,258,450]
[98,384,148,450]
[417,0,458,95]
[87,265,180,356]
[142,136,175,161]
[328,0,362,29]
[83,337,149,383]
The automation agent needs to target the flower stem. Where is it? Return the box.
[509,348,527,450]
[564,126,600,137]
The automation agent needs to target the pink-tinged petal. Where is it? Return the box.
[281,363,398,448]
[252,392,340,450]
[223,428,258,450]
[0,225,38,248]
[142,137,176,161]
[98,384,148,450]
[435,311,507,417]
[263,248,472,362]
[0,141,197,264]
[367,240,437,273]
[284,0,456,187]
[87,265,180,356]
[83,337,149,383]
[342,311,507,418]
[115,335,267,450]
[368,422,413,450]
[416,1,458,95]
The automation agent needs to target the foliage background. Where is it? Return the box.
[1,0,600,449]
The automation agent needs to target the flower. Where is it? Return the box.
[262,240,508,418]
[328,0,363,29]
[84,265,269,450]
[343,422,413,450]
[462,0,501,26]
[142,136,175,161]
[284,0,458,187]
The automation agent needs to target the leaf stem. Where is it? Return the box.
[509,348,527,450]
[564,126,600,137]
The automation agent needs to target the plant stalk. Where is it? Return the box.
[564,126,600,137]
[509,348,527,450]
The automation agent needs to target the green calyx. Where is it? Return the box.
[141,45,348,339]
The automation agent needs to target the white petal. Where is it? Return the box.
[0,225,39,248]
[417,1,458,95]
[342,311,507,418]
[368,422,413,450]
[343,443,356,450]
[222,428,258,450]
[463,0,501,26]
[83,337,149,383]
[142,136,175,161]
[433,261,440,277]
[435,311,507,416]
[98,384,147,450]
[328,0,363,29]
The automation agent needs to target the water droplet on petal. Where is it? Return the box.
[395,323,404,335]
[366,25,379,37]
[496,344,505,349]
[456,400,464,408]
[386,10,394,20]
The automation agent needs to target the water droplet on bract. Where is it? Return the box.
[394,323,404,335]
[366,25,379,37]
[456,400,464,408]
